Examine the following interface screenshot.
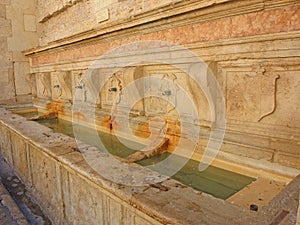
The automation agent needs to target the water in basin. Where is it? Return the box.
[20,114,255,199]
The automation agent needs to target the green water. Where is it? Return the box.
[21,114,255,199]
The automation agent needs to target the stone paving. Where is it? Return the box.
[0,180,29,225]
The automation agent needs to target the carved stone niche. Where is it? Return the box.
[83,69,101,106]
[95,63,215,125]
[50,71,72,102]
[108,65,213,126]
[103,70,124,108]
[93,63,217,128]
[100,68,132,110]
[36,72,51,99]
[144,70,178,116]
[187,62,219,128]
[71,70,85,103]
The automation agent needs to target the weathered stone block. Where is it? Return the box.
[29,145,64,223]
[62,169,107,224]
[24,14,36,32]
[36,72,51,99]
[0,126,13,165]
[14,61,31,95]
[0,18,12,37]
[95,8,109,23]
[278,153,300,170]
[0,70,9,83]
[50,71,72,101]
[10,132,30,183]
[0,37,8,51]
[220,142,274,161]
[0,5,6,18]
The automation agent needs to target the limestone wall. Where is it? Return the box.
[0,0,14,103]
[37,0,189,45]
[0,0,39,104]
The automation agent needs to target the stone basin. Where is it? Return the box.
[0,108,299,225]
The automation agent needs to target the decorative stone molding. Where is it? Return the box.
[26,0,299,54]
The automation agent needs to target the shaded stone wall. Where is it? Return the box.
[0,0,39,104]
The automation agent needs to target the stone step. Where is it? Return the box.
[0,179,29,225]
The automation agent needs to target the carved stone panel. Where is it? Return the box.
[82,69,101,106]
[36,72,51,99]
[265,70,300,128]
[222,62,300,128]
[51,72,72,101]
[143,65,211,124]
[106,71,123,105]
[72,70,85,102]
[226,71,261,121]
[144,71,177,115]
[51,72,62,100]
[225,67,279,122]
[101,70,128,109]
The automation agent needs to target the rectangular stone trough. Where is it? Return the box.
[0,108,299,225]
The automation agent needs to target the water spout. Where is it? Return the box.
[109,87,117,92]
[162,90,172,96]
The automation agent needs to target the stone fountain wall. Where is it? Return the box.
[25,0,300,173]
[3,108,296,225]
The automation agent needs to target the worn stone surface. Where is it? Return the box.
[262,175,300,225]
[0,2,14,103]
[37,0,185,45]
[0,0,39,104]
[0,179,29,225]
[227,178,286,210]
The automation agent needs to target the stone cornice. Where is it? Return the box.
[25,0,299,56]
[27,30,300,73]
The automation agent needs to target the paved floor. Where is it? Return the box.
[0,180,29,225]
